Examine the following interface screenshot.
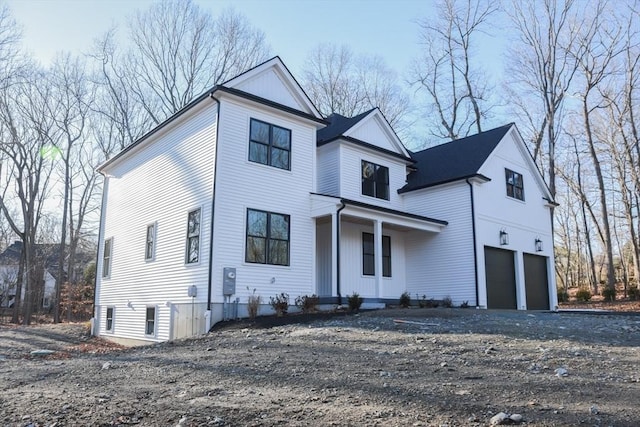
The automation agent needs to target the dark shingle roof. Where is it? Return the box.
[317,109,375,143]
[400,123,514,193]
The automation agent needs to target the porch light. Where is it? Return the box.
[499,229,509,245]
[535,237,543,252]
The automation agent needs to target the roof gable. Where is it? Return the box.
[223,56,322,119]
[400,124,513,192]
[317,108,411,159]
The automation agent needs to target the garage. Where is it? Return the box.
[524,253,550,310]
[484,246,517,309]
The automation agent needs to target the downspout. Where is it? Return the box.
[466,179,480,308]
[336,201,346,304]
[207,93,221,314]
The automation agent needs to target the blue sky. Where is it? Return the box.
[6,0,436,76]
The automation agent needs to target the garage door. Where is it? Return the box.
[484,247,517,309]
[524,253,550,310]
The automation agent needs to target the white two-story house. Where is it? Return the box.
[94,57,556,344]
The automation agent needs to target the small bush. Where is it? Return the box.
[399,291,411,308]
[575,288,592,302]
[557,289,569,303]
[347,292,363,312]
[247,287,262,320]
[441,296,453,308]
[602,287,616,302]
[460,300,470,308]
[628,285,639,301]
[417,294,439,308]
[269,292,289,317]
[295,294,319,313]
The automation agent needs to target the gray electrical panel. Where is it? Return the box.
[187,285,197,297]
[223,267,236,295]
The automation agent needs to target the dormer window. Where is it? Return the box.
[362,160,389,200]
[249,119,291,170]
[505,168,524,201]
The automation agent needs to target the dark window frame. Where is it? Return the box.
[362,232,391,277]
[185,208,201,264]
[145,223,156,261]
[106,307,114,331]
[102,237,113,278]
[505,168,525,201]
[249,118,292,170]
[245,208,290,266]
[361,160,390,200]
[145,306,156,336]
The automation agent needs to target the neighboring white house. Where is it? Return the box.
[94,57,557,344]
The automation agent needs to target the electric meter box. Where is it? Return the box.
[223,267,236,296]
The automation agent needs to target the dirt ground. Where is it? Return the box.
[1,308,639,427]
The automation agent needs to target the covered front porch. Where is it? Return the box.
[311,194,447,303]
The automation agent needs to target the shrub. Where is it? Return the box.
[295,294,319,313]
[247,287,262,320]
[575,288,592,302]
[441,296,453,308]
[399,291,411,308]
[460,300,470,308]
[417,294,439,308]
[628,285,639,301]
[557,289,569,303]
[347,292,363,312]
[269,292,289,317]
[602,287,616,302]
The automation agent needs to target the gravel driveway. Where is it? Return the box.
[1,308,639,426]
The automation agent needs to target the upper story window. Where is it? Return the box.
[102,237,113,278]
[505,168,524,201]
[145,223,156,261]
[186,208,201,264]
[246,208,290,266]
[362,160,389,200]
[362,232,391,277]
[249,118,291,170]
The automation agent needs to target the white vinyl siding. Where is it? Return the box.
[316,144,340,196]
[96,101,217,342]
[403,182,476,305]
[210,98,317,305]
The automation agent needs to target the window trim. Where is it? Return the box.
[248,118,292,171]
[102,237,113,278]
[105,306,114,332]
[245,208,291,266]
[145,222,157,261]
[361,160,390,201]
[145,306,156,336]
[505,168,525,201]
[185,208,201,265]
[362,232,392,277]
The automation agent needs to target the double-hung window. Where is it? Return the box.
[145,223,156,261]
[102,238,113,278]
[106,307,114,331]
[186,208,201,264]
[362,232,391,277]
[245,208,290,266]
[362,160,389,200]
[505,169,524,201]
[145,307,156,336]
[249,118,291,170]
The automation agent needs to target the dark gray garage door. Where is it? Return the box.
[484,247,517,309]
[524,253,550,310]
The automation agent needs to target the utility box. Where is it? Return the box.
[187,285,197,297]
[223,267,236,296]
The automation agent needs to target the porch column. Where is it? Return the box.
[374,219,383,298]
[331,212,338,298]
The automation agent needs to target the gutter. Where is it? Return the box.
[207,93,221,313]
[335,201,346,304]
[466,179,480,308]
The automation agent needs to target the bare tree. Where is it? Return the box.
[410,0,497,141]
[302,44,410,132]
[124,1,269,125]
